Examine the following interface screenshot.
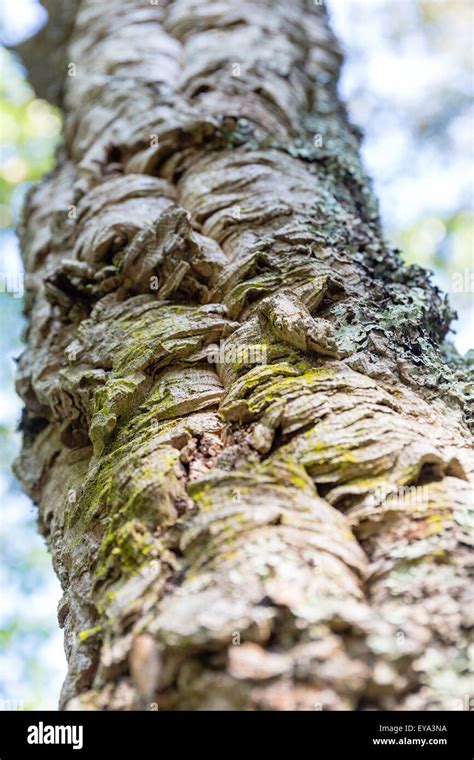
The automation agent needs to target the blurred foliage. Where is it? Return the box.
[331,0,473,351]
[0,48,62,225]
[0,294,66,710]
[0,46,65,710]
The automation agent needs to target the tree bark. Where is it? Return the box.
[15,0,473,711]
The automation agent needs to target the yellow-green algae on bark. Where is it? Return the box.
[14,0,473,710]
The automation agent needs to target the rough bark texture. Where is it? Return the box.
[14,0,473,711]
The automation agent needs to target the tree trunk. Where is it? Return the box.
[15,0,472,711]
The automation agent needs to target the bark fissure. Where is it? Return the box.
[14,0,473,711]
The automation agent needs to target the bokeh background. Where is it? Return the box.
[0,0,472,709]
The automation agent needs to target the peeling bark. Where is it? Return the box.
[14,0,473,711]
